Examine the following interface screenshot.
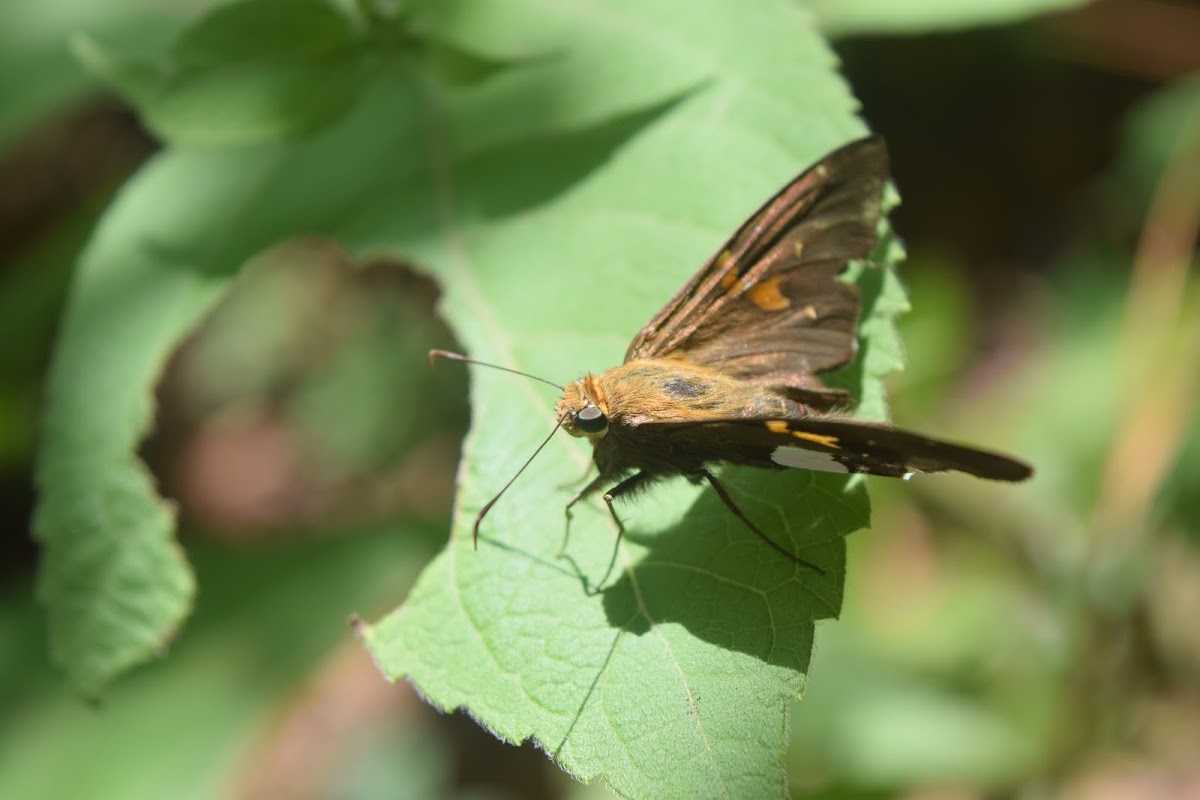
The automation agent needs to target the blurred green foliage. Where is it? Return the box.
[3,0,1198,798]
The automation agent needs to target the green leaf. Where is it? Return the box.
[32,160,244,695]
[801,0,1090,37]
[30,71,426,689]
[0,0,198,145]
[74,0,376,146]
[360,4,904,798]
[35,0,909,792]
[7,521,437,800]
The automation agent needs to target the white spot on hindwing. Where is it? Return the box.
[770,446,850,473]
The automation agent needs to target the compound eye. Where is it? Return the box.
[576,404,608,434]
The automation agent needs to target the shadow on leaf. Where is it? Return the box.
[457,88,697,221]
[589,468,862,671]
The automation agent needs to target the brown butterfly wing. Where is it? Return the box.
[630,416,1034,483]
[624,136,889,407]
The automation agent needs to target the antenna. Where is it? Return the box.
[429,350,564,391]
[472,414,568,549]
[428,349,569,548]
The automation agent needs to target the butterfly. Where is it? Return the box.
[436,135,1032,575]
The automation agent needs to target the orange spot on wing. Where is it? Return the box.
[791,431,840,449]
[747,277,790,311]
[765,420,789,433]
[719,253,737,290]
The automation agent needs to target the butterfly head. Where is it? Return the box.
[557,376,610,440]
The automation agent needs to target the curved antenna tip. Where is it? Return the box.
[428,349,463,367]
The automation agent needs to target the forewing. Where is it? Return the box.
[638,416,1034,482]
[624,136,889,395]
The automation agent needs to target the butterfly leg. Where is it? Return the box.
[562,473,612,557]
[562,471,651,593]
[558,460,596,491]
[699,469,825,575]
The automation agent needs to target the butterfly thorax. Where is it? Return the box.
[557,359,807,438]
[555,358,814,480]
